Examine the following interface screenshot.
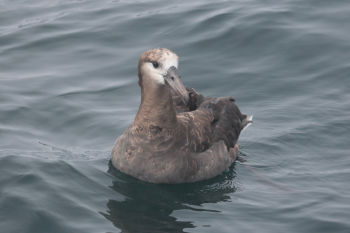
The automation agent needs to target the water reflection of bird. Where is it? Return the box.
[101,163,237,233]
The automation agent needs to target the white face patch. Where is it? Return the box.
[161,54,178,72]
[143,62,166,84]
[141,51,179,85]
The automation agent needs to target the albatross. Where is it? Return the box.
[112,48,252,183]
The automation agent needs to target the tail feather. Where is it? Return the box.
[241,115,253,131]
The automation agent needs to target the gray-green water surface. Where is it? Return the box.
[1,0,350,232]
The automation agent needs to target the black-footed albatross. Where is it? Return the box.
[112,48,252,183]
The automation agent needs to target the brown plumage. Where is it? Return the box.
[112,48,252,183]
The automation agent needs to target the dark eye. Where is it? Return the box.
[152,61,159,68]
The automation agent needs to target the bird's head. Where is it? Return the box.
[138,48,189,105]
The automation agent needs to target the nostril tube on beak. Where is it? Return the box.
[165,66,189,105]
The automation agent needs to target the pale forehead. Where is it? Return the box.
[140,48,178,63]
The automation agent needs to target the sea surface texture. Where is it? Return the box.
[1,0,350,232]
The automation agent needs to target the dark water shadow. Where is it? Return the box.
[101,161,237,233]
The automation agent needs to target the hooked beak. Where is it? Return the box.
[164,66,189,105]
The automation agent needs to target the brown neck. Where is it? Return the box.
[134,79,177,129]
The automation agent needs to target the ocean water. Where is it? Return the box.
[1,0,350,232]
